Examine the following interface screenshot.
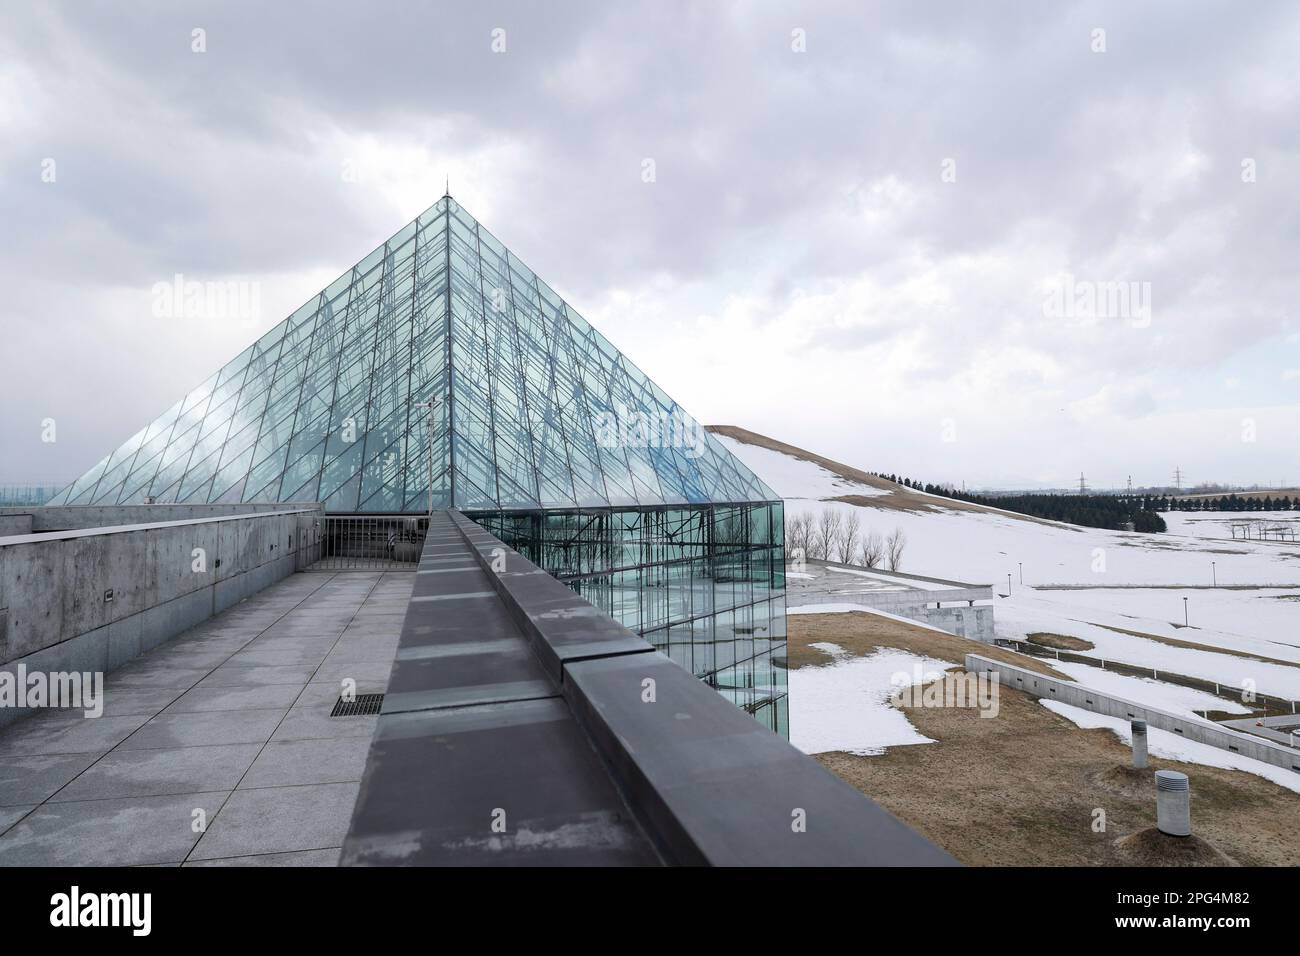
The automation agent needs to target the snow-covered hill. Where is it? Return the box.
[714,426,1300,699]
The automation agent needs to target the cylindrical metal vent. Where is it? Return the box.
[1131,719,1148,769]
[1155,769,1191,837]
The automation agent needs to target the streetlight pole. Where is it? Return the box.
[1007,573,1012,596]
[1211,561,1216,587]
[1018,562,1023,585]
[414,395,439,518]
[1183,596,1189,627]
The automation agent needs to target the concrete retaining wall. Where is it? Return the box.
[0,507,323,728]
[966,654,1300,774]
[795,589,995,640]
[991,636,1299,713]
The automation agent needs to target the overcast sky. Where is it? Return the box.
[2,1,1297,493]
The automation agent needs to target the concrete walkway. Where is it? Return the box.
[0,570,412,866]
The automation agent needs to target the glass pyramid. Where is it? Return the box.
[50,197,778,513]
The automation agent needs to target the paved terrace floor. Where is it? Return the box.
[0,570,413,866]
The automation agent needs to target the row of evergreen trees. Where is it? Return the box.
[873,474,1167,532]
[873,473,1299,532]
[1164,494,1297,512]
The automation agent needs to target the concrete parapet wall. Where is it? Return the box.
[0,516,33,537]
[0,507,323,728]
[0,501,321,534]
[346,510,957,866]
[966,654,1300,775]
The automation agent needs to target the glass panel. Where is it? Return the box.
[472,503,788,735]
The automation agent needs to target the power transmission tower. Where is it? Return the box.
[1172,467,1182,492]
[1078,472,1087,495]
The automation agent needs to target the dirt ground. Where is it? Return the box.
[792,611,1300,866]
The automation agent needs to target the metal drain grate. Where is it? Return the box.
[330,693,384,717]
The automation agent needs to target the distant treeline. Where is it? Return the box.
[1165,494,1298,512]
[955,493,1167,532]
[872,474,1169,532]
[873,472,1300,532]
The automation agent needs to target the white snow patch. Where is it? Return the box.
[790,646,952,756]
[714,434,886,500]
[998,600,1300,699]
[808,641,849,660]
[1040,699,1300,794]
[1163,511,1300,541]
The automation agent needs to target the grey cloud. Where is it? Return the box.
[2,0,1298,486]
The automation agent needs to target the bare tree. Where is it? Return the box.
[814,507,841,561]
[785,511,812,567]
[860,530,884,568]
[783,511,797,554]
[836,511,861,564]
[809,509,825,560]
[886,526,907,571]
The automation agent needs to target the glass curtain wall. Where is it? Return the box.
[471,500,788,736]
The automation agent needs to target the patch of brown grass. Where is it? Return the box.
[790,611,1070,678]
[1113,829,1234,866]
[790,611,1300,866]
[1027,632,1095,651]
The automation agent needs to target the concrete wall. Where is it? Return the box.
[795,589,995,640]
[991,636,1298,712]
[966,654,1300,775]
[0,501,321,535]
[0,515,32,537]
[0,508,323,729]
